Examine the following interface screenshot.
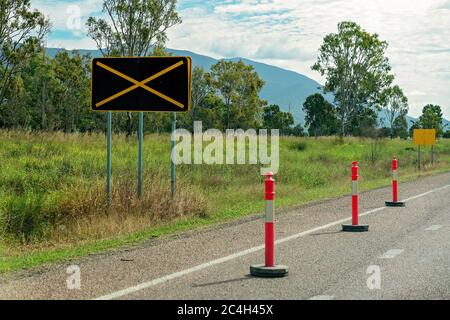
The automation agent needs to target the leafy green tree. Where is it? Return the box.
[285,124,305,137]
[380,85,408,138]
[189,66,212,130]
[0,48,57,130]
[348,107,378,137]
[16,49,99,132]
[392,114,408,139]
[418,104,444,137]
[86,0,181,57]
[11,48,55,130]
[52,51,91,132]
[378,127,391,138]
[312,21,394,136]
[86,0,182,136]
[262,104,294,134]
[302,93,338,137]
[443,130,450,139]
[210,60,265,129]
[0,73,28,128]
[20,49,57,130]
[409,121,420,138]
[144,112,172,133]
[0,0,50,108]
[195,94,226,130]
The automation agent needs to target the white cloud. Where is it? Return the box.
[410,91,427,97]
[214,0,297,15]
[32,0,103,37]
[46,37,97,50]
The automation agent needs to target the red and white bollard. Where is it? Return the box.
[385,157,405,207]
[342,162,369,232]
[250,172,288,277]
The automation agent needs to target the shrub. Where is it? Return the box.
[2,192,54,242]
[1,174,209,244]
[291,142,307,151]
[333,136,345,145]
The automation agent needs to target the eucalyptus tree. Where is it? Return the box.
[189,66,212,130]
[0,0,50,107]
[86,0,182,135]
[380,85,408,138]
[302,93,338,137]
[312,21,394,136]
[210,60,265,130]
[418,104,444,137]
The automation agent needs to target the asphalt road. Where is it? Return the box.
[1,172,449,300]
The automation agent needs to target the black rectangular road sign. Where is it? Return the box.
[91,56,191,112]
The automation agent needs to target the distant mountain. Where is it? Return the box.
[46,48,448,128]
[443,118,450,130]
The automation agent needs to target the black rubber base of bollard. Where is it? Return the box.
[250,264,289,278]
[385,201,406,207]
[342,224,369,232]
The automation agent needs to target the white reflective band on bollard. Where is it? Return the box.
[265,200,274,222]
[393,170,398,181]
[352,180,358,196]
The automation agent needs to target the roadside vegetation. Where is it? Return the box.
[1,131,449,272]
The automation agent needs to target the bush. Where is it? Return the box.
[2,192,54,242]
[333,136,345,145]
[59,176,209,223]
[291,142,307,151]
[0,175,209,244]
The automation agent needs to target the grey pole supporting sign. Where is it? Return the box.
[91,56,192,200]
[413,129,436,172]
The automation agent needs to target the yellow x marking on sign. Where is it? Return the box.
[95,60,185,109]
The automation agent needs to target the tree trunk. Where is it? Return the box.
[41,81,46,130]
[126,112,132,137]
[390,119,394,139]
[117,113,122,133]
[371,143,375,165]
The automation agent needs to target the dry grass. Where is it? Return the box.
[1,173,208,246]
[55,176,208,242]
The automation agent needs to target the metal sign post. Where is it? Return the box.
[138,112,144,198]
[106,111,112,203]
[171,112,177,197]
[418,145,421,171]
[431,145,434,165]
[413,129,436,172]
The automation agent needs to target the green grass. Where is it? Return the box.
[1,130,449,273]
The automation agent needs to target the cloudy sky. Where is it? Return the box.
[32,0,450,118]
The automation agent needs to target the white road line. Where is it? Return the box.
[308,295,335,300]
[276,207,386,246]
[402,185,450,202]
[94,183,450,300]
[425,225,443,231]
[378,249,404,259]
